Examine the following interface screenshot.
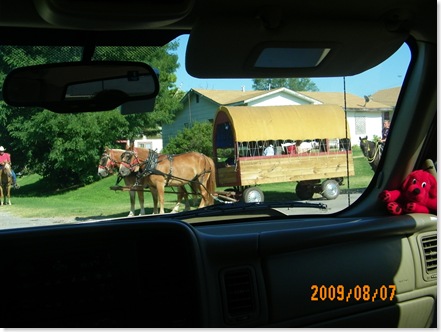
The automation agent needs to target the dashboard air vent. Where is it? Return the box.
[220,266,259,325]
[420,234,437,279]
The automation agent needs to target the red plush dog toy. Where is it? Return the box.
[379,169,437,215]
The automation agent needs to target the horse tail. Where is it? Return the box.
[204,155,217,205]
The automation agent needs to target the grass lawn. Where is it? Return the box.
[3,146,374,219]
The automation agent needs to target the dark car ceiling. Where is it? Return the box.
[0,0,435,45]
[0,27,187,46]
[0,0,435,79]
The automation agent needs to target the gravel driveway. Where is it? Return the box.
[0,208,77,230]
[0,191,362,230]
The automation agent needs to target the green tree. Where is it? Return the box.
[162,122,214,158]
[8,110,129,184]
[252,78,319,91]
[0,44,182,187]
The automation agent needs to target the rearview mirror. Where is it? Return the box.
[3,61,160,113]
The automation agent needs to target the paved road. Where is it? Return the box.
[0,191,363,229]
[276,192,363,215]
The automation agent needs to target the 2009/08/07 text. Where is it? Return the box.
[311,285,396,302]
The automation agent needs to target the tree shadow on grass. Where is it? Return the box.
[74,207,178,222]
[13,177,84,198]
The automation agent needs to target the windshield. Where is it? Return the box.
[0,37,411,229]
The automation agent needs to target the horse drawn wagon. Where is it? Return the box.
[213,104,355,202]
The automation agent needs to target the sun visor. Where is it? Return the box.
[33,0,195,30]
[186,16,408,78]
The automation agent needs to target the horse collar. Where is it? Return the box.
[140,150,159,176]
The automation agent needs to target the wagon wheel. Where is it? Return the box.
[242,186,264,203]
[296,182,314,200]
[321,179,340,200]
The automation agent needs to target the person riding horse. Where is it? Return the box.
[379,120,390,153]
[0,146,19,189]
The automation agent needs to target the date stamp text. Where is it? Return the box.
[311,284,396,302]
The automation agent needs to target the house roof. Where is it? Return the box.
[299,91,392,109]
[215,104,350,141]
[187,88,393,110]
[370,86,401,106]
[190,88,269,105]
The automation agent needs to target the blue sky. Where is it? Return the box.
[173,35,411,97]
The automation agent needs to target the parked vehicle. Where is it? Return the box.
[213,104,354,201]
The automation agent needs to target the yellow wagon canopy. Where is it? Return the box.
[216,104,350,142]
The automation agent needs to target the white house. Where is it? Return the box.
[120,135,163,152]
[162,87,398,147]
[300,91,395,142]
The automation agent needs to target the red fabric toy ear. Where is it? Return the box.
[401,172,413,190]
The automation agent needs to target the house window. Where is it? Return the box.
[137,143,152,149]
[196,95,200,103]
[383,112,390,121]
[355,116,366,135]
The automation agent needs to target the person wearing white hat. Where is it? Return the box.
[263,143,275,156]
[0,146,19,189]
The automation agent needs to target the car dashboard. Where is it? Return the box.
[0,212,436,328]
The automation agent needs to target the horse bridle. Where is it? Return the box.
[0,162,13,188]
[120,150,144,172]
[98,152,119,175]
[0,161,12,171]
[361,139,380,164]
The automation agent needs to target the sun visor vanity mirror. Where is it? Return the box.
[186,15,408,78]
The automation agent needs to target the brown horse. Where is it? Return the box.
[0,162,13,205]
[98,147,192,215]
[119,149,216,214]
[98,148,145,216]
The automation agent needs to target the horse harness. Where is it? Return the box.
[124,149,211,189]
[362,139,381,164]
[137,150,174,185]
